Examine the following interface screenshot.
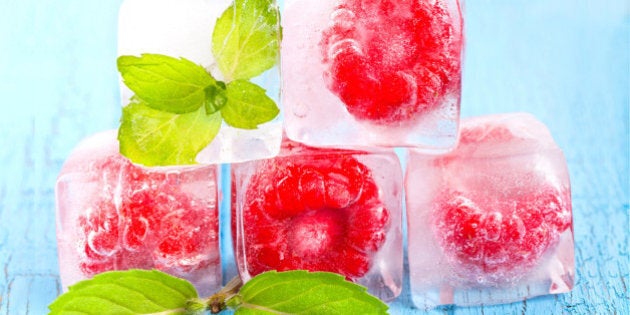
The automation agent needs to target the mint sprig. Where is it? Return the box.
[117,0,281,166]
[48,270,389,314]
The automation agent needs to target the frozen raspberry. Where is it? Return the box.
[77,155,218,277]
[239,145,389,280]
[288,209,345,260]
[346,181,390,252]
[77,201,120,276]
[79,242,118,276]
[433,188,572,284]
[79,202,120,256]
[321,0,462,123]
[153,206,218,274]
[119,189,196,251]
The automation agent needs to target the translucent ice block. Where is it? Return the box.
[55,130,221,296]
[231,139,403,301]
[118,0,282,163]
[281,0,463,150]
[406,113,574,308]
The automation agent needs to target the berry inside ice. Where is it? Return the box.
[320,0,462,123]
[237,144,390,280]
[433,188,571,285]
[77,155,219,277]
[430,121,572,285]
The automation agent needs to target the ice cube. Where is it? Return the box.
[405,113,574,308]
[281,0,463,150]
[55,130,221,296]
[118,0,282,163]
[231,138,403,301]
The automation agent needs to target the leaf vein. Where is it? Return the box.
[239,40,277,61]
[137,113,179,146]
[243,278,315,301]
[113,277,190,309]
[240,302,293,315]
[294,296,360,314]
[165,108,204,163]
[131,66,205,89]
[263,283,347,310]
[69,294,136,313]
[227,6,264,78]
[216,5,239,79]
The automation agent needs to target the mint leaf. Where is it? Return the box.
[232,271,389,314]
[221,79,279,129]
[118,54,217,114]
[48,269,199,315]
[118,98,222,166]
[212,0,280,81]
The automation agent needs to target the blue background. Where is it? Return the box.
[0,0,628,314]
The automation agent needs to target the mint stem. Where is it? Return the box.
[206,276,243,314]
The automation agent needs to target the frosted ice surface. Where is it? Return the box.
[118,0,230,104]
[453,113,559,158]
[118,0,228,69]
[406,113,574,308]
[281,0,463,150]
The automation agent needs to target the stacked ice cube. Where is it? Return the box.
[231,139,404,301]
[282,0,463,150]
[406,113,574,308]
[55,131,221,296]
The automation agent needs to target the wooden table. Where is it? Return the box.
[0,0,627,314]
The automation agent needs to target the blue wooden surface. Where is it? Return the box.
[0,1,628,314]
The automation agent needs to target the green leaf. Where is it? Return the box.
[48,269,199,315]
[232,271,389,315]
[118,54,217,114]
[118,98,222,166]
[204,81,228,114]
[221,79,279,129]
[212,0,280,81]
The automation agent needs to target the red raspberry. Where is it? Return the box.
[119,189,163,251]
[288,209,345,261]
[77,200,120,276]
[79,260,116,277]
[153,207,218,274]
[346,181,390,252]
[433,188,572,284]
[238,144,390,280]
[77,155,218,277]
[320,0,462,123]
